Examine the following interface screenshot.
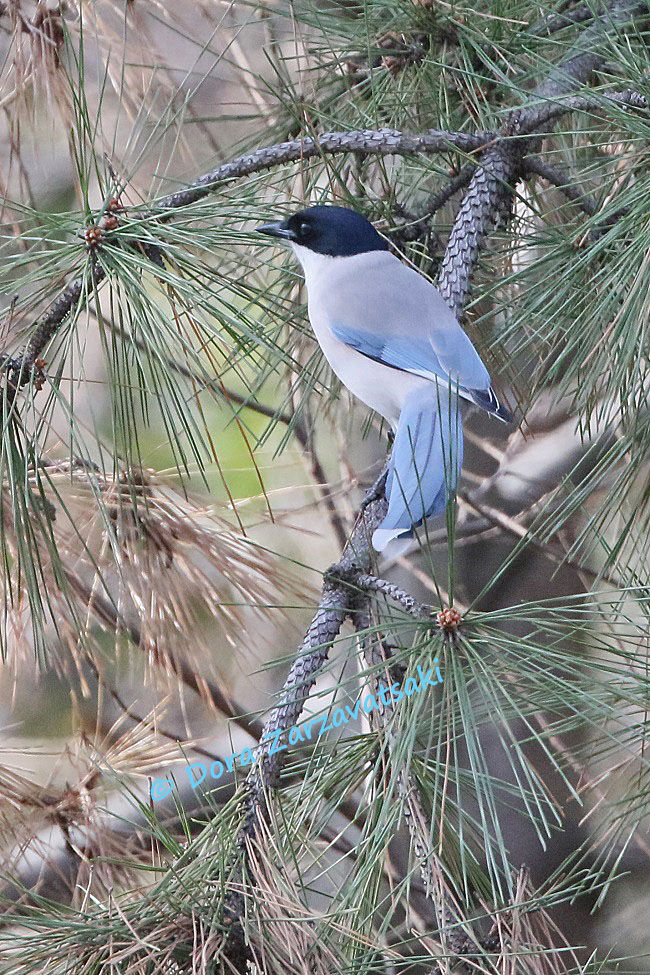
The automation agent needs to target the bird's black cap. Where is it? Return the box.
[256,205,389,257]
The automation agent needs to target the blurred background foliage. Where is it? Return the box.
[0,1,649,973]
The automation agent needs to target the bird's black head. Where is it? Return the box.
[256,205,388,257]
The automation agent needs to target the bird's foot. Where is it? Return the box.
[323,562,362,587]
[360,466,388,511]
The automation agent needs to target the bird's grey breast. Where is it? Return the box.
[298,250,429,426]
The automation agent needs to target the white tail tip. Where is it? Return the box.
[372,527,408,553]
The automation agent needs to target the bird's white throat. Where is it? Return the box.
[290,242,340,281]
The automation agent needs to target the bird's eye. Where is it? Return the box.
[298,220,311,237]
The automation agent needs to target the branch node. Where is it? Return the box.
[0,354,47,395]
[323,562,362,587]
[436,607,462,632]
[83,225,104,249]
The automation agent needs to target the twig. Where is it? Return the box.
[458,492,625,589]
[105,320,289,424]
[524,154,632,237]
[391,164,476,243]
[64,567,264,743]
[2,128,496,393]
[516,88,647,133]
[82,652,226,765]
[1,261,104,390]
[346,572,432,617]
[424,165,478,217]
[293,415,349,551]
[105,321,348,548]
[523,155,599,215]
[529,2,604,36]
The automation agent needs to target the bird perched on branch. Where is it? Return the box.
[257,205,511,552]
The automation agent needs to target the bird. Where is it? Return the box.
[256,205,511,552]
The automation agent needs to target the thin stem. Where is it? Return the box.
[107,320,348,547]
[458,492,624,589]
[523,155,599,215]
[64,567,264,743]
[3,128,495,392]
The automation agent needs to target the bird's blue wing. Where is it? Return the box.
[330,322,512,422]
[331,324,449,384]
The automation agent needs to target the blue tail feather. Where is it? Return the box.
[372,387,463,552]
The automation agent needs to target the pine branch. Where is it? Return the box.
[529,2,605,36]
[242,494,388,816]
[106,321,349,548]
[219,495,386,968]
[219,1,650,968]
[439,0,649,316]
[1,128,496,394]
[2,4,648,965]
[155,128,496,213]
[5,85,645,392]
[65,567,263,743]
[523,155,599,215]
[516,88,647,133]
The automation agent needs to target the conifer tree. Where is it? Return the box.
[0,2,649,972]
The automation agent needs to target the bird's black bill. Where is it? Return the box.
[255,220,297,241]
